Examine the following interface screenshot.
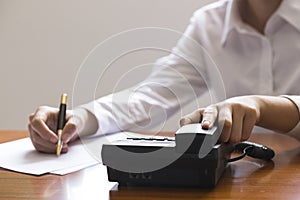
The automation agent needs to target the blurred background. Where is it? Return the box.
[0,0,214,130]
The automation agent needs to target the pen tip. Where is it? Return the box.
[56,139,62,156]
[56,146,62,156]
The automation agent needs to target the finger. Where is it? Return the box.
[62,116,81,143]
[180,109,203,126]
[229,107,244,144]
[30,110,58,143]
[241,110,257,141]
[61,143,69,153]
[201,105,218,129]
[218,106,232,143]
[29,113,34,122]
[28,124,57,153]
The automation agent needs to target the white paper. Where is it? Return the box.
[50,163,99,175]
[0,131,158,175]
[0,138,98,175]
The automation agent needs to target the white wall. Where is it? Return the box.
[0,0,214,130]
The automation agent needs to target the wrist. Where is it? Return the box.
[73,107,99,137]
[248,95,266,126]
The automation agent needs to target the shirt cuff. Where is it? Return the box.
[281,95,300,140]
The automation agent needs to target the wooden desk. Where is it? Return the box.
[1,130,300,200]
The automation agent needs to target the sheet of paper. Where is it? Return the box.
[0,131,155,175]
[0,138,97,175]
[50,163,99,175]
[0,131,170,175]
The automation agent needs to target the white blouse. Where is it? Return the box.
[81,0,300,136]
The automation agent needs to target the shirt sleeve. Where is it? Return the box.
[282,95,300,140]
[80,11,213,135]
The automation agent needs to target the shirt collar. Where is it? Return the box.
[221,0,300,46]
[221,0,244,46]
[276,0,300,33]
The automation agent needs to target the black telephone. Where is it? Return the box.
[101,124,274,188]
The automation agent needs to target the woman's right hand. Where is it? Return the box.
[28,106,87,154]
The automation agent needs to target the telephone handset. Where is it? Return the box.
[102,124,275,188]
[175,123,275,161]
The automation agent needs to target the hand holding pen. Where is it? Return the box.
[28,95,90,154]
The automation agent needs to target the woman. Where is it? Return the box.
[28,0,300,153]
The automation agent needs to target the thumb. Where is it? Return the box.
[180,109,202,126]
[62,115,82,143]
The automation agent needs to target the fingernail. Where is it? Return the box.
[201,120,211,128]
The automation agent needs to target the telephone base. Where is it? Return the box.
[102,141,233,188]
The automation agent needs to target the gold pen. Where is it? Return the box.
[56,93,67,156]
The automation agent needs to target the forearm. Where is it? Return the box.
[81,84,200,135]
[255,96,300,132]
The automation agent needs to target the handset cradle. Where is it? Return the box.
[102,124,233,188]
